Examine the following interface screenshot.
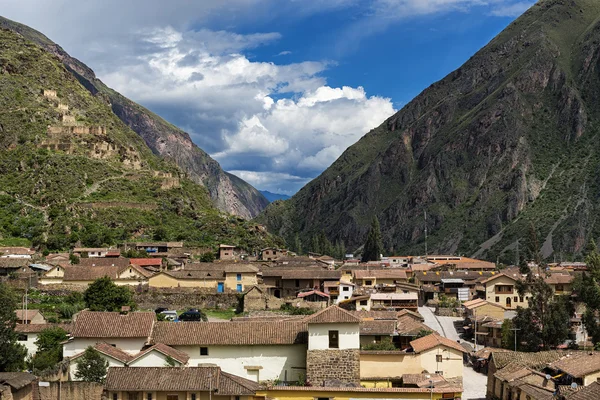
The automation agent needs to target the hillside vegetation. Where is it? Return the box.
[258,0,600,262]
[0,28,281,251]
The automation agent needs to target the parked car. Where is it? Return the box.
[154,307,168,314]
[179,309,207,321]
[159,310,178,321]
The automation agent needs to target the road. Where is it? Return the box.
[419,306,487,400]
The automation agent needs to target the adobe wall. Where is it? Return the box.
[38,381,103,400]
[306,349,360,386]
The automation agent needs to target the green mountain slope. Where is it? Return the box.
[0,28,281,251]
[0,16,269,219]
[258,0,600,262]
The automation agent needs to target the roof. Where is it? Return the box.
[219,244,236,248]
[105,367,258,395]
[0,247,35,255]
[297,290,329,298]
[491,350,575,370]
[360,320,397,335]
[414,270,495,283]
[184,263,259,273]
[15,309,41,321]
[262,269,341,280]
[352,310,398,320]
[152,321,308,345]
[396,315,434,336]
[397,309,424,321]
[353,269,408,280]
[304,306,361,324]
[62,265,120,281]
[426,256,496,270]
[71,342,134,364]
[0,258,29,268]
[72,311,155,338]
[0,372,36,390]
[371,292,418,301]
[544,273,574,285]
[130,258,162,267]
[464,299,505,310]
[481,273,518,284]
[567,381,600,400]
[15,323,72,334]
[73,247,108,252]
[401,373,446,387]
[441,278,464,284]
[134,242,183,248]
[130,343,190,365]
[123,264,154,278]
[409,333,466,354]
[78,258,131,268]
[549,352,600,378]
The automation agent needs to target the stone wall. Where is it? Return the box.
[38,382,103,400]
[306,349,360,386]
[134,288,240,311]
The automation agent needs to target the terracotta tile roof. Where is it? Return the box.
[130,258,162,267]
[78,258,131,268]
[491,350,576,370]
[15,309,41,321]
[184,263,259,273]
[396,315,434,336]
[396,309,424,321]
[105,367,258,394]
[0,372,36,390]
[462,298,486,308]
[122,264,154,278]
[15,323,71,334]
[409,333,466,354]
[544,273,574,285]
[402,373,446,387]
[304,306,361,324]
[567,381,600,400]
[481,273,519,284]
[70,342,134,363]
[351,310,398,320]
[473,347,512,360]
[261,269,341,280]
[0,247,35,255]
[360,320,396,335]
[549,352,600,378]
[353,270,408,280]
[517,383,554,400]
[130,343,190,365]
[0,259,29,268]
[62,265,120,281]
[152,321,308,345]
[72,311,155,338]
[73,248,109,253]
[297,290,329,298]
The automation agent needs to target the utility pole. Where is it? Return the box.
[474,308,477,351]
[511,327,521,352]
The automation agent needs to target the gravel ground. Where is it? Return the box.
[418,306,488,400]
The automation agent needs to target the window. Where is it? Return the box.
[514,296,518,303]
[129,268,132,273]
[17,334,27,341]
[316,397,331,400]
[556,285,564,292]
[520,297,524,302]
[495,296,500,303]
[342,286,349,292]
[359,300,368,306]
[191,395,197,400]
[147,394,153,400]
[295,280,300,287]
[436,354,443,363]
[328,330,339,349]
[200,347,209,356]
[374,336,382,343]
[237,284,243,292]
[365,280,372,286]
[237,273,242,281]
[112,394,118,400]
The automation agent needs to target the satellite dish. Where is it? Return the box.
[545,375,551,380]
[571,383,578,389]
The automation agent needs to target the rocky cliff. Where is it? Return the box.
[258,0,600,262]
[0,16,269,219]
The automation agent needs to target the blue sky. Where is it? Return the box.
[1,0,534,195]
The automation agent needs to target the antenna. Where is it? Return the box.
[424,210,428,257]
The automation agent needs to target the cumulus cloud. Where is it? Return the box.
[228,171,313,196]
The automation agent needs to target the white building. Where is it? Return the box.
[15,323,72,357]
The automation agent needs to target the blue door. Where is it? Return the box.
[217,282,224,293]
[237,284,242,292]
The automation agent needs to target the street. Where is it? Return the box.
[418,306,487,400]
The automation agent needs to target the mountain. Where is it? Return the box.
[0,16,269,219]
[260,191,291,202]
[0,27,281,251]
[258,0,600,262]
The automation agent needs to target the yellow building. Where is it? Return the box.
[352,269,408,287]
[482,273,527,310]
[257,385,462,400]
[463,298,506,320]
[148,263,258,293]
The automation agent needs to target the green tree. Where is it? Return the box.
[319,231,333,256]
[29,326,68,372]
[525,222,542,267]
[362,217,383,262]
[362,337,397,350]
[69,253,80,264]
[294,234,302,256]
[75,347,108,383]
[0,282,27,371]
[311,234,321,254]
[513,277,571,351]
[200,252,215,262]
[83,277,135,312]
[575,247,600,345]
[415,329,433,339]
[500,319,515,350]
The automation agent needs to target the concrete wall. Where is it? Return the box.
[308,323,360,350]
[306,349,360,385]
[172,344,307,382]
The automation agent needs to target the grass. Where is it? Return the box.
[204,309,239,320]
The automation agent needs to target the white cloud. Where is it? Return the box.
[276,50,292,56]
[489,1,534,17]
[228,171,312,196]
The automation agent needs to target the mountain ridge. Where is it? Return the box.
[0,16,269,219]
[258,0,600,262]
[260,191,291,202]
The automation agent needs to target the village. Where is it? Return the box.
[0,242,599,400]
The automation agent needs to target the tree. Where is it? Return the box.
[0,282,27,372]
[293,234,302,256]
[575,247,600,345]
[200,252,215,262]
[75,347,108,383]
[415,329,433,339]
[83,277,135,312]
[513,277,571,351]
[525,222,541,266]
[500,319,515,350]
[29,326,68,372]
[362,217,383,262]
[69,253,80,264]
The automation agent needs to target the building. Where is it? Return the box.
[72,247,110,257]
[219,244,237,260]
[463,299,506,320]
[426,256,496,271]
[148,263,258,292]
[262,268,342,298]
[15,309,46,325]
[131,242,184,255]
[323,280,355,304]
[261,248,287,261]
[0,373,37,400]
[0,258,30,276]
[40,263,151,286]
[544,273,574,296]
[352,269,408,287]
[257,385,463,400]
[482,273,526,309]
[548,352,600,387]
[105,366,259,400]
[15,323,72,357]
[370,293,419,311]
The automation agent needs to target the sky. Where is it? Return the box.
[0,0,534,195]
